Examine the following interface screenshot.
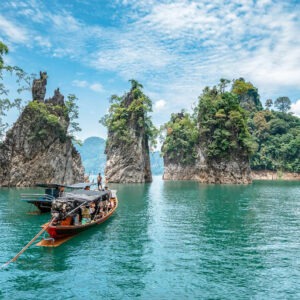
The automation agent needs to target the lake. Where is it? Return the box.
[1,177,300,299]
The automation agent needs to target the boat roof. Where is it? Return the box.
[59,190,110,202]
[36,182,93,189]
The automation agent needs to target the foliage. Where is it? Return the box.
[251,110,300,172]
[65,94,81,136]
[100,80,158,146]
[274,96,291,113]
[0,41,34,140]
[161,111,199,164]
[265,99,273,110]
[26,101,67,142]
[232,78,263,112]
[197,82,255,159]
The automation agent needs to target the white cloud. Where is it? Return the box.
[2,0,300,124]
[0,16,29,43]
[154,99,166,111]
[72,80,103,93]
[290,100,300,118]
[90,83,103,93]
[72,80,88,88]
[34,36,52,48]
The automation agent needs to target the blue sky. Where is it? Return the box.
[1,0,300,140]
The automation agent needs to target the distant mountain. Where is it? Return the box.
[76,137,106,175]
[76,136,164,175]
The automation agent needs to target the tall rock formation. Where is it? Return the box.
[103,81,154,183]
[163,148,251,184]
[0,72,84,187]
[162,82,253,184]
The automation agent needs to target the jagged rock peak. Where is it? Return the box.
[46,88,65,106]
[0,74,84,187]
[32,71,47,102]
[104,81,153,183]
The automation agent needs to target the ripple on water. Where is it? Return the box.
[1,179,300,299]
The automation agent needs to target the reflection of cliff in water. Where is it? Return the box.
[199,184,265,295]
[97,182,153,298]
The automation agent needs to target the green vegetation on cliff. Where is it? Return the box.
[197,83,254,158]
[161,78,299,174]
[24,101,68,142]
[231,78,263,112]
[0,41,32,140]
[250,109,300,172]
[161,79,255,164]
[161,111,199,164]
[100,79,157,146]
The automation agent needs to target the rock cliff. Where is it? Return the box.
[104,82,153,183]
[162,83,253,184]
[163,150,251,184]
[0,72,84,187]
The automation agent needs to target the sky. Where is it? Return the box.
[0,0,300,140]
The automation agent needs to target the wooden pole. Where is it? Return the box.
[0,218,55,270]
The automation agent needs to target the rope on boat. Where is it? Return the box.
[0,218,56,270]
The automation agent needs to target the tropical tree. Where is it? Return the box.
[65,94,81,136]
[100,80,158,146]
[0,41,33,140]
[232,78,263,112]
[265,99,273,110]
[274,96,291,113]
[197,82,255,158]
[161,111,199,164]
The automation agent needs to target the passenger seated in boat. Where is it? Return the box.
[98,208,105,218]
[81,206,91,224]
[89,202,96,220]
[104,186,112,199]
[109,199,114,210]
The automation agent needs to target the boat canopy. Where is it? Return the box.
[59,190,110,203]
[36,183,65,188]
[35,182,93,189]
[65,182,93,189]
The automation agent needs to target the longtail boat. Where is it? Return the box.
[39,189,118,245]
[20,182,93,212]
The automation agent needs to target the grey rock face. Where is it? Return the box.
[163,146,252,184]
[105,92,152,183]
[105,129,152,183]
[46,88,64,106]
[32,71,47,102]
[0,75,84,187]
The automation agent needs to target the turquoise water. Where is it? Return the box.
[1,177,300,299]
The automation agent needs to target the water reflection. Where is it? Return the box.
[1,179,300,298]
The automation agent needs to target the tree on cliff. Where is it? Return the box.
[251,109,300,172]
[274,96,291,113]
[100,80,157,183]
[0,41,33,141]
[231,78,263,112]
[197,81,255,159]
[100,79,157,146]
[161,111,199,164]
[265,99,273,110]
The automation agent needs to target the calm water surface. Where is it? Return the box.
[0,177,300,299]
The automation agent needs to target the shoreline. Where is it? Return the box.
[251,170,300,181]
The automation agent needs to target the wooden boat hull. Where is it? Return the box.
[44,197,118,239]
